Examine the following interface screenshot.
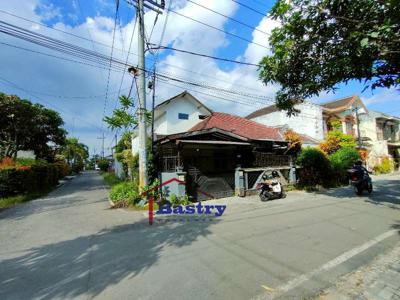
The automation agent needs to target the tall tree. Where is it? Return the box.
[62,138,89,167]
[0,93,66,159]
[259,0,400,114]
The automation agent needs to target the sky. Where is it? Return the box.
[0,0,399,157]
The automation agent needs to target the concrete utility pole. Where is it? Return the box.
[137,0,148,189]
[354,106,362,148]
[126,0,164,190]
[97,133,106,159]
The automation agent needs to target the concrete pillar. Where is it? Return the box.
[235,167,245,197]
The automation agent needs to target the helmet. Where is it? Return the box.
[271,170,279,178]
[262,174,268,180]
[355,160,363,166]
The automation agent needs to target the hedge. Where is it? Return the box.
[0,161,67,197]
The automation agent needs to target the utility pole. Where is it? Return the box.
[126,0,164,190]
[137,0,148,189]
[97,133,105,159]
[354,106,362,148]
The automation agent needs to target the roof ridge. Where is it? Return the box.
[320,94,356,106]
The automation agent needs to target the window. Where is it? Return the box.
[178,113,189,120]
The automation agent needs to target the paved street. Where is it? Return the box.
[0,171,399,300]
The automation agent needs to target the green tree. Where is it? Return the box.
[62,138,89,172]
[259,0,400,113]
[319,130,356,155]
[104,95,138,131]
[0,93,66,159]
[329,147,360,184]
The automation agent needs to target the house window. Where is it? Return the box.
[178,113,189,120]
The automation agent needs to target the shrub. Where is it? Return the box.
[374,157,394,174]
[297,147,333,187]
[169,193,180,207]
[0,161,59,197]
[110,182,140,207]
[102,172,122,186]
[319,130,356,155]
[329,147,360,184]
[98,159,109,172]
[53,160,71,178]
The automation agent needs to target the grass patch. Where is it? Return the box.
[0,191,49,210]
[101,171,122,186]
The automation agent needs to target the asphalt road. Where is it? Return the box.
[0,171,399,300]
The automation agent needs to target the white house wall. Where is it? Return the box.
[162,95,210,134]
[251,103,324,140]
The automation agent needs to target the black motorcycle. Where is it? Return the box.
[258,174,286,201]
[347,168,373,195]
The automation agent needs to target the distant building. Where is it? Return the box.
[246,102,324,141]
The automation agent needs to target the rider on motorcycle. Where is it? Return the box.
[352,160,371,183]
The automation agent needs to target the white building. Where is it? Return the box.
[246,102,324,141]
[132,91,212,154]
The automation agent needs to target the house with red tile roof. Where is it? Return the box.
[156,112,292,200]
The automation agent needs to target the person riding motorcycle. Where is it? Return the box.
[353,160,370,181]
[350,160,372,194]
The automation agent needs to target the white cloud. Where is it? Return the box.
[362,88,399,106]
[0,0,281,154]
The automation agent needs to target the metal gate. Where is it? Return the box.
[187,166,235,201]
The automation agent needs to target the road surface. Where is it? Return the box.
[0,171,399,299]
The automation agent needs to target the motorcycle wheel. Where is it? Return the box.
[368,183,373,194]
[259,192,268,202]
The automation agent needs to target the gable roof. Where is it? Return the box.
[245,105,279,119]
[189,112,284,141]
[154,91,213,113]
[321,95,368,113]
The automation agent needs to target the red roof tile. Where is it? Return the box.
[189,112,284,141]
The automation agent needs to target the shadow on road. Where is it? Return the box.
[314,178,400,210]
[0,218,219,299]
[0,172,109,221]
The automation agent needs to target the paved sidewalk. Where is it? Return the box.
[318,241,400,300]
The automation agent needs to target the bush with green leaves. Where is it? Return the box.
[374,157,394,174]
[109,181,140,207]
[329,147,361,184]
[97,159,109,172]
[0,160,60,197]
[297,147,333,188]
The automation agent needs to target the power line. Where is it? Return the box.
[148,44,260,67]
[186,0,269,36]
[0,42,125,73]
[0,76,104,131]
[116,12,138,108]
[0,22,275,101]
[0,10,270,94]
[228,0,267,17]
[167,8,269,49]
[102,0,120,125]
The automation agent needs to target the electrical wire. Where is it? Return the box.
[148,44,260,67]
[227,0,267,17]
[0,10,271,95]
[102,0,120,122]
[186,0,269,36]
[166,8,269,49]
[0,76,104,131]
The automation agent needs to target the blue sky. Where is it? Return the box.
[0,0,399,156]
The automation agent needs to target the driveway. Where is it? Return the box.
[0,171,399,300]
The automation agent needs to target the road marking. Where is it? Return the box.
[261,285,275,292]
[275,230,397,296]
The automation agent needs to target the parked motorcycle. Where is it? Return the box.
[348,161,373,195]
[259,171,286,201]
